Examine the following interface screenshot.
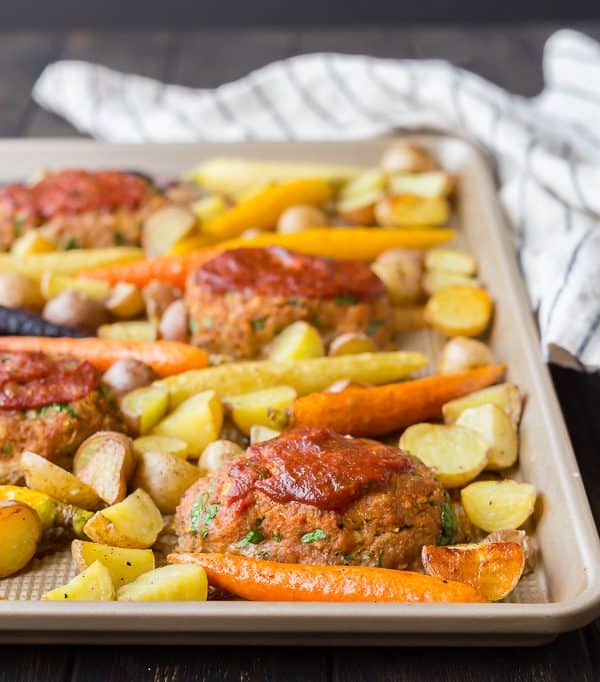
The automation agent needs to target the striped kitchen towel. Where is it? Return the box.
[33,29,600,371]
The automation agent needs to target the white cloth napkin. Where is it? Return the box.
[33,29,600,371]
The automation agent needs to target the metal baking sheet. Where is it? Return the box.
[0,136,598,645]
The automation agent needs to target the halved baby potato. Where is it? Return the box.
[249,425,281,445]
[0,501,42,579]
[375,195,450,227]
[133,435,190,460]
[442,383,523,426]
[223,385,296,435]
[198,440,245,474]
[40,272,110,302]
[71,540,155,588]
[422,541,525,601]
[104,282,145,319]
[120,384,170,435]
[461,480,537,532]
[328,333,377,357]
[399,423,489,488]
[83,488,163,549]
[456,404,519,470]
[153,390,223,456]
[43,560,115,601]
[422,270,480,296]
[438,337,494,375]
[21,450,102,510]
[98,320,158,341]
[143,205,197,258]
[11,231,56,257]
[425,248,477,276]
[371,248,424,305]
[424,285,493,337]
[388,171,455,199]
[117,564,208,602]
[268,321,324,362]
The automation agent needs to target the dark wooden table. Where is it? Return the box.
[1,21,599,681]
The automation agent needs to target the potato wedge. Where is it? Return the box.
[371,248,424,304]
[249,425,281,445]
[154,390,223,455]
[159,351,428,408]
[268,321,324,362]
[104,282,145,319]
[0,272,44,313]
[380,141,439,174]
[442,383,523,426]
[75,432,136,505]
[461,480,537,532]
[399,423,489,488]
[190,195,227,223]
[422,270,480,296]
[11,231,56,257]
[0,501,42,578]
[133,435,190,460]
[120,384,170,435]
[422,541,525,601]
[375,196,450,228]
[71,540,155,588]
[456,404,518,470]
[425,248,477,276]
[388,171,455,199]
[328,333,377,356]
[43,560,115,601]
[438,337,494,375]
[132,451,200,514]
[143,205,196,257]
[223,385,296,435]
[21,450,101,510]
[98,320,158,341]
[40,271,110,302]
[198,440,245,474]
[424,285,493,337]
[117,564,208,602]
[83,489,163,549]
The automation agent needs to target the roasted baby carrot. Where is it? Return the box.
[80,228,455,288]
[168,553,487,603]
[289,365,506,436]
[0,337,208,377]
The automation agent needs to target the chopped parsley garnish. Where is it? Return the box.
[310,316,321,329]
[300,529,328,544]
[437,499,458,546]
[64,237,79,250]
[12,216,25,238]
[190,491,219,538]
[189,318,198,334]
[38,402,78,418]
[334,295,358,306]
[251,318,266,332]
[342,553,354,563]
[1,443,12,454]
[202,317,214,329]
[272,533,282,543]
[365,319,385,336]
[114,230,126,246]
[235,529,264,548]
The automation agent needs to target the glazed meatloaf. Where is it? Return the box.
[0,351,125,483]
[186,247,395,358]
[0,169,162,251]
[175,427,445,569]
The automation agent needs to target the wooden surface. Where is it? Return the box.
[0,21,599,681]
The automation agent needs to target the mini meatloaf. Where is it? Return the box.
[0,351,125,483]
[186,247,394,358]
[175,427,445,569]
[0,169,162,251]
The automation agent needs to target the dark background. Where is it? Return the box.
[1,0,600,28]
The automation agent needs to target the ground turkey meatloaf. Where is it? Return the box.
[186,247,395,359]
[175,427,446,569]
[0,169,163,251]
[0,351,126,483]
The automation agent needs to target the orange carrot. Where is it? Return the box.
[168,553,487,603]
[290,365,506,436]
[0,337,208,377]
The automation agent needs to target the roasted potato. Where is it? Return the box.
[43,289,109,332]
[249,425,281,445]
[388,171,455,199]
[461,480,537,532]
[379,141,439,174]
[438,337,494,375]
[71,540,155,588]
[143,205,196,257]
[132,450,200,514]
[142,280,182,321]
[375,195,450,228]
[424,285,493,337]
[223,385,296,435]
[425,248,477,276]
[190,195,227,223]
[0,272,44,313]
[104,282,145,319]
[21,450,101,509]
[102,358,157,395]
[40,271,110,302]
[371,248,424,304]
[158,299,189,343]
[153,390,223,456]
[11,231,55,257]
[43,560,115,601]
[198,440,245,473]
[133,435,190,460]
[120,384,170,435]
[98,320,158,341]
[328,333,377,356]
[456,404,518,470]
[0,501,42,578]
[268,321,324,361]
[422,270,480,296]
[399,423,489,488]
[75,432,136,505]
[83,489,163,549]
[422,541,525,601]
[442,383,523,426]
[117,564,208,602]
[277,204,328,233]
